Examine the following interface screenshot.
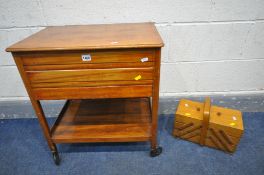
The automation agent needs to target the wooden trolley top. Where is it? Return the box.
[6,22,164,52]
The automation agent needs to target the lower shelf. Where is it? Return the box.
[51,98,152,143]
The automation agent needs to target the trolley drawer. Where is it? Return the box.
[27,68,154,82]
[32,85,153,100]
[21,49,155,66]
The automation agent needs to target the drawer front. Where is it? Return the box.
[21,49,156,100]
[21,49,155,66]
[28,68,153,82]
[32,85,153,100]
[30,80,153,88]
[24,62,154,71]
[27,68,154,88]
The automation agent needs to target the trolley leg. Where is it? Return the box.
[150,48,162,157]
[13,56,60,165]
[150,95,162,157]
[31,100,60,165]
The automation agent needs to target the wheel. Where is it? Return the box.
[150,146,162,157]
[52,152,60,165]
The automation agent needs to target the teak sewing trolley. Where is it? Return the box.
[6,23,164,165]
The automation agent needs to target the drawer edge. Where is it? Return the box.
[33,85,153,100]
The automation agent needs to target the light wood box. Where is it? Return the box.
[173,98,244,153]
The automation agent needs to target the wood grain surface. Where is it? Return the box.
[173,99,244,153]
[27,68,154,83]
[6,23,164,52]
[31,80,153,88]
[24,62,154,71]
[7,23,163,156]
[21,49,155,65]
[51,98,151,143]
[33,85,153,100]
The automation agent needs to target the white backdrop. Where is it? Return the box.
[0,0,264,100]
